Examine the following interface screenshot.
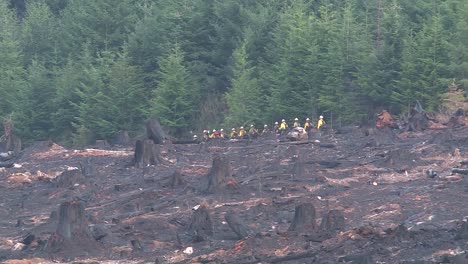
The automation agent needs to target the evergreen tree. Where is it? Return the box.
[104,49,147,134]
[21,1,57,66]
[57,0,138,59]
[151,45,195,137]
[225,42,262,126]
[448,0,468,89]
[264,2,317,121]
[15,60,55,141]
[0,0,25,119]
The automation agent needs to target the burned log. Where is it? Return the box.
[0,151,14,161]
[206,154,232,193]
[188,205,213,242]
[225,211,251,239]
[0,161,14,168]
[47,201,99,254]
[452,168,468,175]
[134,139,161,168]
[55,169,86,188]
[320,210,345,235]
[289,203,316,232]
[146,118,167,144]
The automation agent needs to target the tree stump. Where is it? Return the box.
[320,210,345,235]
[134,139,161,168]
[94,139,110,149]
[48,201,99,254]
[292,155,306,180]
[225,211,251,239]
[407,111,429,131]
[0,135,21,154]
[367,128,396,147]
[188,206,213,242]
[206,154,232,193]
[169,169,185,188]
[80,157,95,177]
[112,130,131,146]
[55,169,86,188]
[146,118,167,144]
[456,220,468,240]
[289,203,316,232]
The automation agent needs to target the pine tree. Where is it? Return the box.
[105,49,147,134]
[151,45,194,137]
[0,0,25,119]
[264,2,317,121]
[15,60,55,141]
[448,0,467,89]
[21,1,57,66]
[225,42,262,127]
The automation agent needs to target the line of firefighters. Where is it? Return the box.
[195,116,326,141]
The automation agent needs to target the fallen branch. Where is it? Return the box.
[452,168,468,175]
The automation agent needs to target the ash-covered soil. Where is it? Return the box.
[0,127,467,264]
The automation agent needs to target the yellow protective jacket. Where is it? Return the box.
[239,129,245,137]
[317,119,325,129]
[280,122,288,130]
[293,121,300,128]
[230,131,237,138]
[249,127,257,134]
[304,121,310,130]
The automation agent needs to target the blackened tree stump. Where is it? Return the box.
[48,201,99,254]
[188,206,213,242]
[80,157,95,177]
[206,154,232,193]
[225,211,251,239]
[320,210,345,235]
[289,203,316,232]
[55,169,86,188]
[112,130,131,146]
[169,169,185,188]
[456,220,468,240]
[134,139,161,168]
[146,118,167,144]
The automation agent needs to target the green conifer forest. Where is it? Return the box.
[2,0,467,145]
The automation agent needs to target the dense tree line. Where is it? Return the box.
[1,0,466,145]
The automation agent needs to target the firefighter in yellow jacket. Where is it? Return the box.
[230,128,238,139]
[304,118,311,130]
[317,115,325,130]
[238,126,246,138]
[293,118,300,128]
[279,119,288,130]
[249,124,258,139]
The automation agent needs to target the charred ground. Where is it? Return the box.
[0,126,467,264]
